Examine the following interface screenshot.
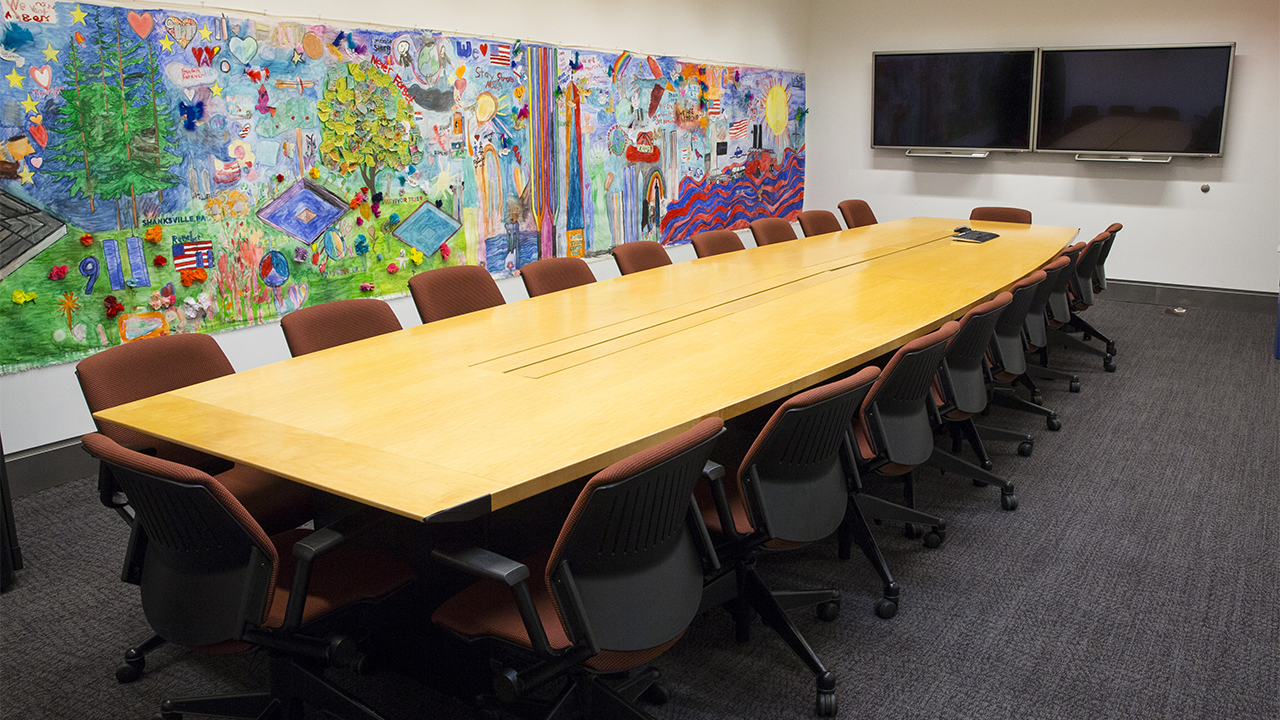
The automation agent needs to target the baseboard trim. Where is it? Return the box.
[1107,280,1278,314]
[6,440,97,498]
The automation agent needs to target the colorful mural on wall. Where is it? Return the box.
[0,1,806,373]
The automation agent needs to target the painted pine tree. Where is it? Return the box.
[47,39,108,213]
[119,7,181,208]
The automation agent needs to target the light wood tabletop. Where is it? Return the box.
[95,217,1077,521]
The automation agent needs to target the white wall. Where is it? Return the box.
[805,0,1280,293]
[0,0,806,454]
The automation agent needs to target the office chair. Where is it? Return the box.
[690,229,745,258]
[1093,223,1123,292]
[1023,254,1083,392]
[987,270,1064,431]
[970,207,1032,225]
[796,210,843,237]
[280,298,402,357]
[843,325,956,616]
[699,368,879,716]
[837,199,878,229]
[408,265,505,324]
[1048,230,1118,370]
[749,217,798,246]
[519,256,596,297]
[1,429,19,593]
[611,240,673,275]
[76,334,317,682]
[925,293,1021,510]
[80,433,414,720]
[432,418,723,720]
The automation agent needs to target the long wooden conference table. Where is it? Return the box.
[96,217,1077,523]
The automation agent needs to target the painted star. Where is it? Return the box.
[18,165,34,184]
[199,24,212,41]
[42,43,60,62]
[5,68,22,89]
[20,94,38,114]
[70,4,87,23]
[159,35,174,52]
[210,81,222,97]
[291,49,303,65]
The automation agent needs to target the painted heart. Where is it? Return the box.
[479,43,488,56]
[28,124,47,148]
[29,65,51,89]
[287,282,308,312]
[229,36,258,65]
[164,17,197,49]
[127,11,154,39]
[28,157,41,169]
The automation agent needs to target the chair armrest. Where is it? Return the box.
[282,508,385,631]
[431,547,554,657]
[702,460,743,542]
[431,546,529,586]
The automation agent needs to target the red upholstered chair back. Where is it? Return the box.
[749,218,798,246]
[1025,255,1072,347]
[796,210,843,237]
[970,206,1032,224]
[76,333,234,469]
[1047,243,1086,326]
[690,229,745,258]
[989,270,1046,378]
[1069,230,1109,307]
[858,321,959,470]
[1094,222,1123,291]
[280,298,402,357]
[735,367,879,543]
[80,433,278,647]
[409,265,505,323]
[837,199,878,228]
[612,241,673,275]
[520,257,596,297]
[546,417,722,656]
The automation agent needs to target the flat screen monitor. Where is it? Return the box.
[873,50,1037,151]
[1037,44,1234,156]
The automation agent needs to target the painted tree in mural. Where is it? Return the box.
[48,6,180,229]
[317,62,424,192]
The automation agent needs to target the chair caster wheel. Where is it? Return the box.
[1018,440,1034,457]
[874,598,898,619]
[1106,341,1117,356]
[816,600,840,622]
[641,681,672,706]
[923,528,944,548]
[116,657,144,684]
[1069,379,1081,393]
[1031,393,1044,406]
[815,688,838,717]
[1103,355,1116,372]
[1047,416,1062,432]
[1000,492,1019,511]
[980,459,993,471]
[903,523,921,539]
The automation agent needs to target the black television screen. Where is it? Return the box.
[873,50,1036,151]
[1037,45,1234,156]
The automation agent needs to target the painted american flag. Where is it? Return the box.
[172,239,214,270]
[728,119,750,139]
[490,44,512,66]
[708,98,722,115]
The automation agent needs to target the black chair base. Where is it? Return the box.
[702,558,839,717]
[974,425,1035,458]
[118,632,167,683]
[1026,364,1081,393]
[157,653,387,720]
[991,388,1063,432]
[924,449,1018,511]
[1050,327,1117,372]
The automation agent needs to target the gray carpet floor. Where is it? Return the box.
[2,299,1277,720]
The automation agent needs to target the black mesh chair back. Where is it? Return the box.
[1046,243,1084,325]
[546,418,722,652]
[989,272,1045,377]
[738,368,878,543]
[1070,231,1108,308]
[1024,255,1071,348]
[941,293,1011,416]
[862,322,959,468]
[81,434,273,647]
